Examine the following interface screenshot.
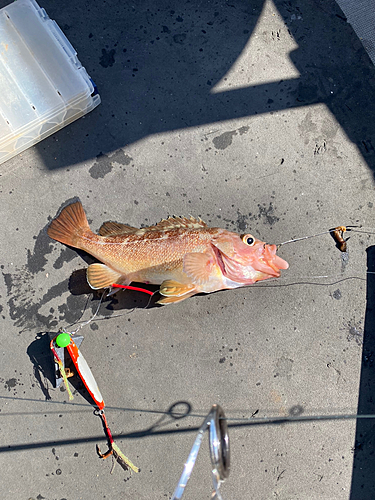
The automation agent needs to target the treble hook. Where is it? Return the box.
[94,407,139,473]
[95,409,115,458]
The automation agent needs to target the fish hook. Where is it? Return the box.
[94,408,140,473]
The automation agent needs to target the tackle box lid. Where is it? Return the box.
[0,0,100,166]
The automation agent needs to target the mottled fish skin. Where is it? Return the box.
[86,227,219,279]
[47,201,288,304]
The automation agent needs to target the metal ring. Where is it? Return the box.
[171,404,230,500]
[208,404,230,480]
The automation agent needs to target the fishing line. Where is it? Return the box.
[252,224,375,287]
[2,393,375,424]
[223,413,375,423]
[252,270,375,285]
[59,284,156,333]
[63,294,92,331]
[277,229,335,246]
[59,273,370,326]
[249,276,366,289]
[62,290,106,336]
[346,229,375,236]
[276,225,375,247]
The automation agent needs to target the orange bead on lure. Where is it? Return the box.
[47,200,288,304]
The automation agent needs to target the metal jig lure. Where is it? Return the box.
[50,332,139,473]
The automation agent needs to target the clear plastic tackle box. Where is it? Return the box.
[0,0,100,165]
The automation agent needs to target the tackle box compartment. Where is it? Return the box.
[0,0,100,166]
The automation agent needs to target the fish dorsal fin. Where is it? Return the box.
[99,221,139,236]
[145,216,207,232]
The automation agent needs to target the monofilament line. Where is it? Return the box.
[278,229,336,246]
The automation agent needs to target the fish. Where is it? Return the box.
[47,200,289,304]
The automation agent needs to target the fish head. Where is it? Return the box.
[212,231,289,284]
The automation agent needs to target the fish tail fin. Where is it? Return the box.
[47,201,92,248]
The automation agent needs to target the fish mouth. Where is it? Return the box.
[269,254,289,272]
[256,244,289,276]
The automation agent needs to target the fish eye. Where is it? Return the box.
[242,234,255,246]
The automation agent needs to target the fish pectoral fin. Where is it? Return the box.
[98,221,139,236]
[159,280,196,297]
[87,263,124,289]
[157,291,197,305]
[183,252,214,284]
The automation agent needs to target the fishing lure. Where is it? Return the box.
[50,332,139,473]
[331,226,348,252]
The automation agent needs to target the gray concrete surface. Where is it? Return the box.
[2,0,375,499]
